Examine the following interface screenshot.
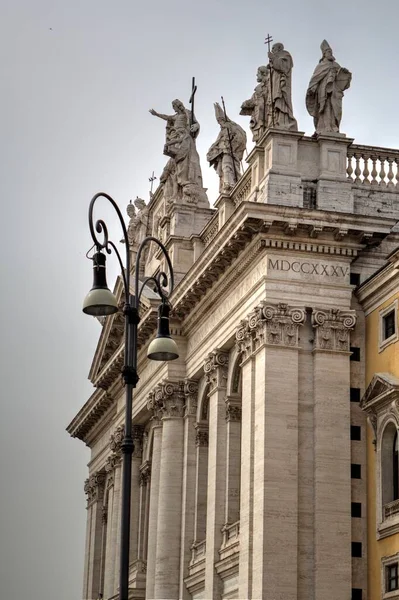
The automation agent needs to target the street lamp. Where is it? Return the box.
[82,191,178,600]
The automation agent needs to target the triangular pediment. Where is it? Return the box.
[361,372,399,410]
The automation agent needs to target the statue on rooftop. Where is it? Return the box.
[240,65,270,142]
[122,197,149,257]
[149,99,208,205]
[306,40,352,135]
[267,42,298,131]
[207,102,247,192]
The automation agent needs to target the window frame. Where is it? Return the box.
[379,300,398,352]
[382,553,399,600]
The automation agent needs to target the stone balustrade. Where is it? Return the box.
[384,499,399,519]
[221,520,240,548]
[347,144,399,188]
[232,170,252,206]
[190,538,206,566]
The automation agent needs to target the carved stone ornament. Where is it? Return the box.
[184,379,199,417]
[204,349,229,392]
[311,308,356,351]
[236,302,306,358]
[109,424,125,454]
[195,423,209,447]
[132,425,144,459]
[139,461,151,487]
[104,453,121,481]
[84,471,106,506]
[226,399,242,422]
[153,380,185,419]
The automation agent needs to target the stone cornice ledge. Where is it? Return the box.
[171,202,395,321]
[66,387,115,441]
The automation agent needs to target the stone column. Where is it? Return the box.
[179,380,199,600]
[83,471,106,599]
[312,308,356,600]
[110,426,124,596]
[145,396,163,600]
[103,453,121,599]
[129,425,146,588]
[154,381,185,600]
[236,321,255,600]
[204,349,229,600]
[138,460,151,564]
[225,396,242,524]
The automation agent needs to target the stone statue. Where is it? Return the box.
[306,40,352,134]
[267,43,297,131]
[240,66,269,142]
[149,100,208,205]
[207,102,247,192]
[122,197,149,253]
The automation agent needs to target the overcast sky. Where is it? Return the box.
[0,0,398,598]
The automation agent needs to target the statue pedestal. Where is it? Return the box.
[247,128,305,207]
[316,133,354,213]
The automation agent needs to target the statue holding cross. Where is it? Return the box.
[149,78,208,206]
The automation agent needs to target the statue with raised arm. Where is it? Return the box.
[240,65,270,142]
[306,40,352,134]
[267,42,298,131]
[149,99,208,205]
[207,102,247,192]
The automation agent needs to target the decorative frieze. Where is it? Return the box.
[84,471,106,506]
[184,379,199,417]
[311,308,356,352]
[236,302,306,359]
[204,349,229,392]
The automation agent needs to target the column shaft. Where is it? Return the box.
[145,423,162,600]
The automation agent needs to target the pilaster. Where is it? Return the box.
[311,307,356,600]
[204,349,229,600]
[103,451,122,599]
[83,471,106,600]
[179,379,199,600]
[145,395,163,600]
[129,425,146,590]
[109,425,124,596]
[316,134,354,212]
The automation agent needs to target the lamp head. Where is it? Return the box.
[147,302,179,361]
[83,251,119,317]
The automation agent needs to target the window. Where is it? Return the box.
[386,563,399,592]
[351,589,362,600]
[351,464,361,479]
[394,432,398,501]
[350,388,361,402]
[351,502,362,518]
[352,542,362,557]
[350,273,361,286]
[381,423,399,507]
[379,300,398,352]
[384,311,396,340]
[351,426,361,441]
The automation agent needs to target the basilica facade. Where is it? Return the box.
[68,40,399,600]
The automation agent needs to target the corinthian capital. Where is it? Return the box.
[311,308,356,351]
[109,424,124,454]
[155,380,185,419]
[84,471,106,506]
[184,379,199,416]
[204,349,229,392]
[257,303,306,348]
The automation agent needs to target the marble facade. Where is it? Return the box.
[68,93,399,598]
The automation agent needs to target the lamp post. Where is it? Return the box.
[82,192,178,600]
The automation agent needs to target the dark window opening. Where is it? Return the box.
[351,464,361,479]
[351,426,361,441]
[350,347,360,361]
[350,273,361,286]
[386,563,399,592]
[394,432,398,501]
[383,310,396,340]
[351,502,362,518]
[350,388,361,402]
[351,542,362,557]
[351,589,362,600]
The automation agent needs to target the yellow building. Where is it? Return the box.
[359,247,399,599]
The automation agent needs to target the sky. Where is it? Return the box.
[0,0,398,598]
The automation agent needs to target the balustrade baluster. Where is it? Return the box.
[387,158,395,188]
[346,153,354,181]
[379,156,387,187]
[354,153,362,184]
[362,154,370,184]
[371,155,378,185]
